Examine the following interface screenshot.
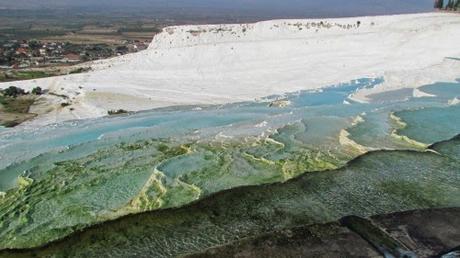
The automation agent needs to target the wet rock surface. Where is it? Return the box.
[186,208,460,258]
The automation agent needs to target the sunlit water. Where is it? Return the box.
[0,78,383,189]
[0,76,459,250]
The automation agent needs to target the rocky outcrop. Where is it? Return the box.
[187,208,460,258]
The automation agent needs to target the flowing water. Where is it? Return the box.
[0,77,459,253]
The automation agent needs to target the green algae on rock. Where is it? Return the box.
[0,77,458,253]
[0,125,354,250]
[0,135,458,258]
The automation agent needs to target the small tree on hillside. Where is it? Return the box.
[2,86,26,97]
[31,87,43,95]
[434,0,444,8]
[435,0,441,8]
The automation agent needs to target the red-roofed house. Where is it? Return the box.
[63,53,80,63]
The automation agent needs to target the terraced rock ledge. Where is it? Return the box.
[0,135,458,258]
[187,208,460,258]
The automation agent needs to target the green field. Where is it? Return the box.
[0,71,51,83]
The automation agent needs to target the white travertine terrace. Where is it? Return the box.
[1,12,459,126]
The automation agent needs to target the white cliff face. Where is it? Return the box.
[2,12,460,126]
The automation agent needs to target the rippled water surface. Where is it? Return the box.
[0,77,459,252]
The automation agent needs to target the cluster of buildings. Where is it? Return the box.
[0,40,150,69]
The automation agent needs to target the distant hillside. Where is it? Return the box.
[0,0,434,18]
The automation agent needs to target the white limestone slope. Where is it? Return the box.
[1,12,460,126]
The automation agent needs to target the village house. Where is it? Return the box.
[62,53,81,63]
[15,47,30,57]
[39,48,47,56]
[127,44,138,52]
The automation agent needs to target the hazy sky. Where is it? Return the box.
[0,0,434,18]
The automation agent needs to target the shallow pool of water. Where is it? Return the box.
[0,76,459,251]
